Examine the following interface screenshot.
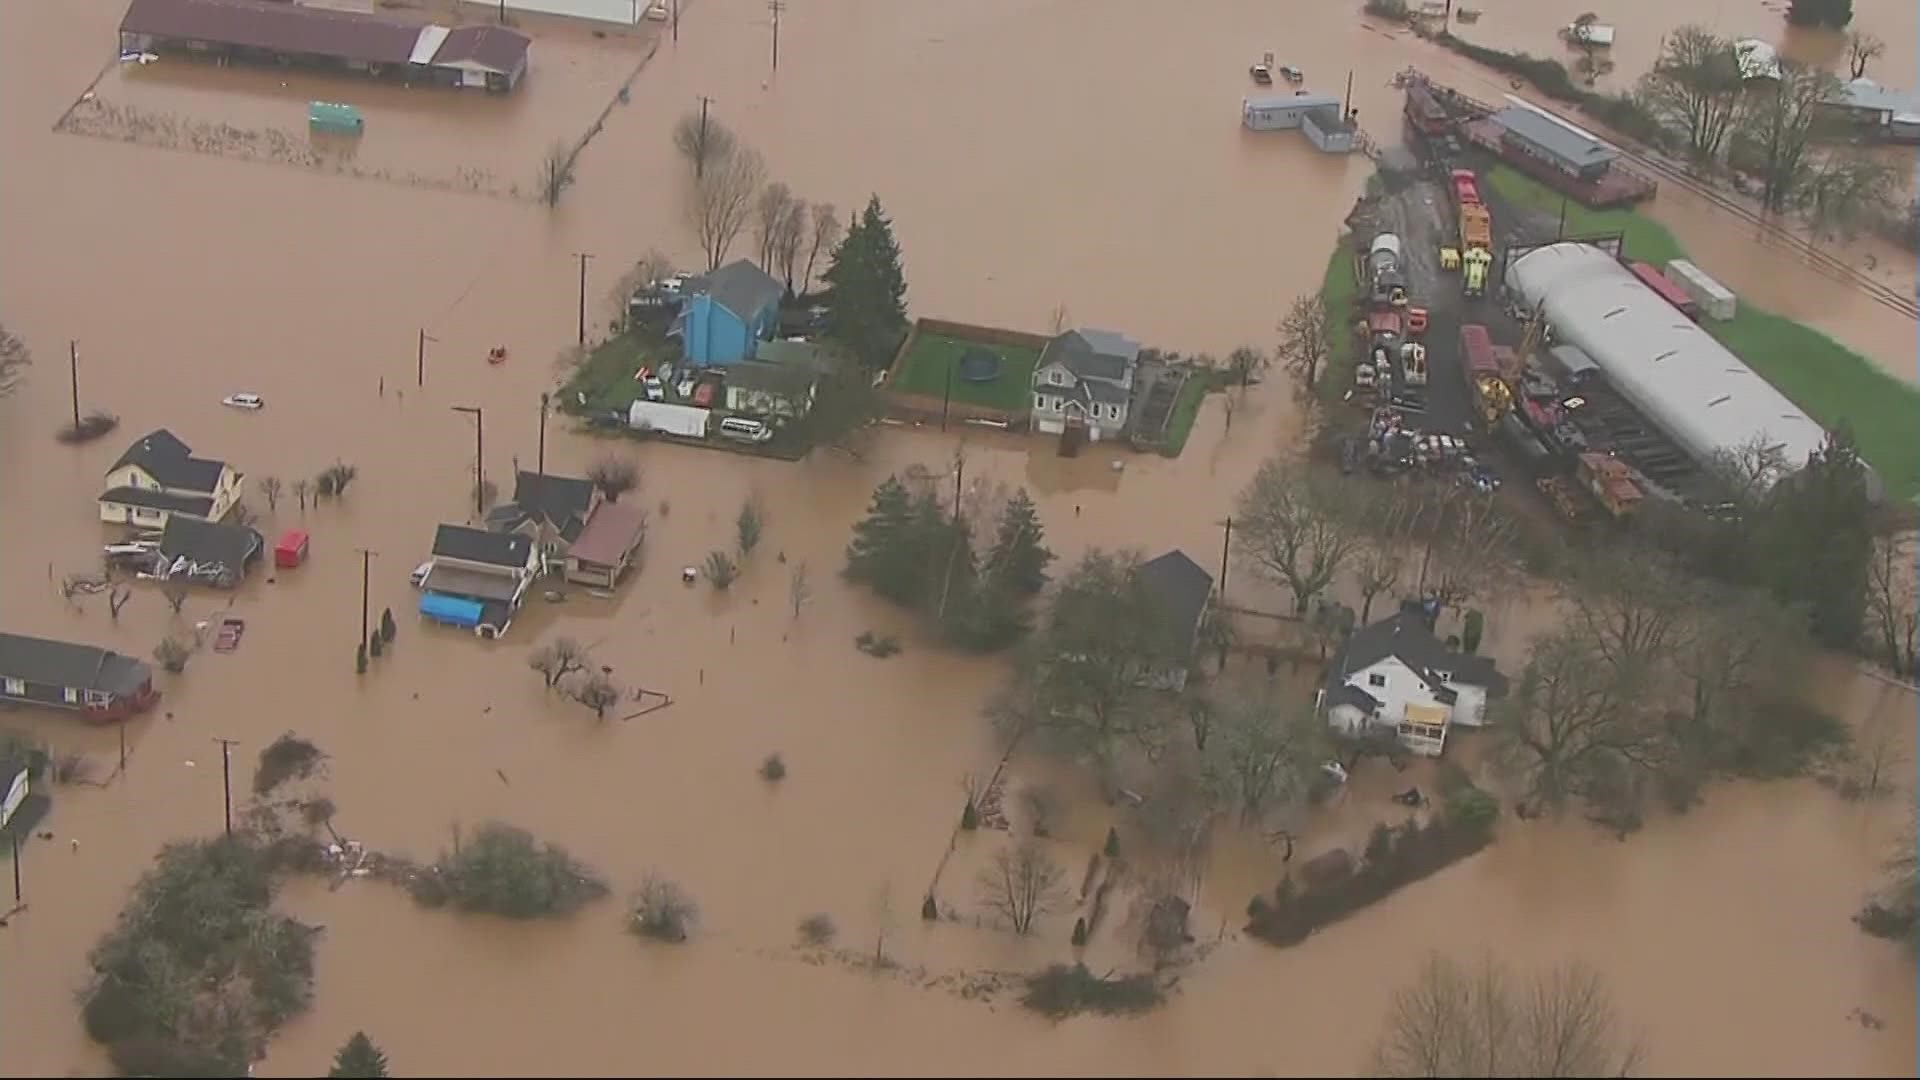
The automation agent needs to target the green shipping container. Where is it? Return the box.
[308,101,364,135]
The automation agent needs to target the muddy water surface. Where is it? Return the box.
[1,1,1914,1076]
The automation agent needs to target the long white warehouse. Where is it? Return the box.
[1505,242,1831,478]
[463,0,648,25]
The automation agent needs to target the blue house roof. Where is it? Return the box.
[419,592,484,627]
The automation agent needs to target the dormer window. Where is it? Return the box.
[1050,370,1066,386]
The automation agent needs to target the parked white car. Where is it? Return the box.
[222,393,264,410]
[410,561,433,588]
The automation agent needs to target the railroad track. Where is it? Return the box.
[1419,72,1919,322]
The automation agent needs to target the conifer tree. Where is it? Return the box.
[329,1032,390,1078]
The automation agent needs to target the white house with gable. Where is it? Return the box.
[1318,608,1508,757]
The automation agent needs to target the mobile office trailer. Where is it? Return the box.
[628,400,711,439]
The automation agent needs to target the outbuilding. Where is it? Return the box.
[274,529,310,569]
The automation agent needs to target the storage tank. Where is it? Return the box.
[1504,243,1839,487]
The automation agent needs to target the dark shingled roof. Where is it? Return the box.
[1136,550,1214,651]
[433,523,532,568]
[1038,328,1140,384]
[160,516,262,574]
[1330,611,1508,698]
[98,486,216,518]
[725,360,819,399]
[120,0,425,66]
[487,472,596,539]
[699,260,785,322]
[107,428,227,492]
[436,24,529,74]
[0,633,151,696]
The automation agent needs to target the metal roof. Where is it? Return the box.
[1245,92,1341,111]
[1506,243,1831,477]
[1833,78,1920,123]
[567,501,648,567]
[0,633,151,696]
[1488,104,1619,168]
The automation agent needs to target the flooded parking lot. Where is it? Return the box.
[0,1,1914,1075]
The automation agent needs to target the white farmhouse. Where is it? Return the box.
[1030,328,1139,442]
[1318,609,1507,757]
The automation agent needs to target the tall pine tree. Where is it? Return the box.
[329,1032,390,1078]
[821,194,909,370]
[1757,428,1873,649]
[845,475,922,604]
[983,489,1053,597]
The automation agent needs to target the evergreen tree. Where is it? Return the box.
[1787,0,1853,28]
[379,607,397,643]
[845,476,922,604]
[821,195,909,370]
[982,489,1053,597]
[1757,428,1873,649]
[329,1032,390,1078]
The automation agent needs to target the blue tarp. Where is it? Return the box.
[419,592,484,628]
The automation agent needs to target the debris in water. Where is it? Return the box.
[495,769,510,786]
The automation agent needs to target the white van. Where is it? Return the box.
[717,416,772,443]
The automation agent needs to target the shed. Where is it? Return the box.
[274,529,310,569]
[419,592,484,629]
[1487,104,1618,179]
[309,101,363,134]
[1662,259,1737,322]
[1243,92,1342,131]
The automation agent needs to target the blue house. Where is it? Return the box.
[675,259,785,367]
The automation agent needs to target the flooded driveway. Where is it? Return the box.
[0,1,1912,1076]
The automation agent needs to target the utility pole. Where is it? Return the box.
[355,548,375,652]
[1218,516,1233,604]
[575,252,594,346]
[212,737,238,837]
[1556,196,1568,240]
[952,453,965,524]
[694,95,715,178]
[10,830,19,903]
[941,356,954,432]
[538,392,550,475]
[498,0,507,25]
[768,0,785,75]
[68,340,80,431]
[417,328,436,387]
[672,0,679,43]
[452,406,484,518]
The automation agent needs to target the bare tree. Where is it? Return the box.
[258,476,282,513]
[611,248,674,328]
[0,323,27,398]
[1846,29,1885,80]
[773,200,810,295]
[977,838,1067,935]
[689,145,767,271]
[538,140,576,209]
[1667,584,1803,752]
[564,670,623,720]
[1369,953,1645,1078]
[1275,293,1331,394]
[1638,26,1745,161]
[162,578,190,616]
[1709,435,1792,509]
[1866,534,1918,678]
[800,202,839,293]
[672,109,736,180]
[1235,459,1362,613]
[753,181,796,273]
[108,586,131,621]
[788,560,812,620]
[1804,150,1907,241]
[292,478,311,513]
[1225,344,1270,388]
[1201,677,1328,827]
[1353,541,1406,626]
[1559,546,1695,679]
[630,872,699,942]
[1494,629,1667,813]
[1414,487,1520,615]
[1736,60,1842,212]
[528,636,590,689]
[586,453,640,503]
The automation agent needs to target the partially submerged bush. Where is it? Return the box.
[759,753,787,782]
[153,635,190,674]
[81,835,318,1074]
[408,822,607,919]
[705,550,739,590]
[56,410,119,445]
[1249,810,1495,948]
[254,734,326,796]
[630,873,698,942]
[854,630,901,658]
[1020,964,1164,1019]
[797,912,837,946]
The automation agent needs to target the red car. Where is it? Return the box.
[692,382,716,408]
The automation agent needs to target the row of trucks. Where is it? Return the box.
[1355,233,1430,408]
[1450,169,1492,297]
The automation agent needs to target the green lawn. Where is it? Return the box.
[1317,244,1360,403]
[1482,165,1684,266]
[891,331,1043,412]
[559,333,677,414]
[1158,369,1229,458]
[1485,165,1920,500]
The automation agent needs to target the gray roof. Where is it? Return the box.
[432,524,531,568]
[99,486,215,518]
[699,260,784,322]
[726,360,818,398]
[1832,78,1920,120]
[0,632,151,696]
[1246,92,1341,110]
[160,516,262,572]
[1489,105,1618,168]
[1136,550,1213,649]
[1506,243,1832,477]
[1326,683,1382,712]
[1038,328,1140,384]
[1331,611,1506,698]
[109,429,228,492]
[489,472,595,537]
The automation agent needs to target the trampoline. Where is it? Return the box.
[956,347,1002,383]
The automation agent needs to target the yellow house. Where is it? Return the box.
[98,429,242,528]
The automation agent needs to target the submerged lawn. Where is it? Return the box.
[1483,165,1920,499]
[1317,244,1360,403]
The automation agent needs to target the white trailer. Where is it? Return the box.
[628,400,711,439]
[1662,259,1738,322]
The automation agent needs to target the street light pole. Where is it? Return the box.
[575,252,594,346]
[452,406,485,517]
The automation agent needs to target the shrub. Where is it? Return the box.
[1020,964,1163,1018]
[797,913,836,946]
[759,753,787,782]
[1248,814,1496,948]
[153,635,190,674]
[410,822,607,919]
[1444,785,1500,835]
[854,630,901,658]
[630,873,698,942]
[254,734,325,796]
[705,550,739,590]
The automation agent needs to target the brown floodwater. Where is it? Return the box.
[0,1,1913,1076]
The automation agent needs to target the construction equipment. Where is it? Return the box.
[1461,247,1492,297]
[1450,168,1493,297]
[1577,452,1644,518]
[1367,233,1408,307]
[1400,340,1429,387]
[1459,323,1510,426]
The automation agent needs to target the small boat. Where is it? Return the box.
[1279,65,1304,83]
[1250,51,1274,85]
[222,393,264,410]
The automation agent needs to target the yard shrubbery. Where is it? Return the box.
[1020,963,1165,1019]
[406,822,608,919]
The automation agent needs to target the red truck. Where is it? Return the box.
[1450,169,1482,206]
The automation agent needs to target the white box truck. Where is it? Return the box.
[628,400,711,439]
[1663,259,1738,322]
